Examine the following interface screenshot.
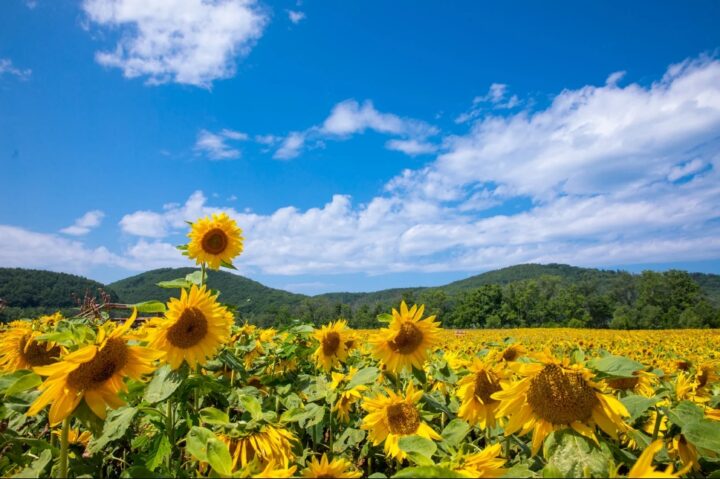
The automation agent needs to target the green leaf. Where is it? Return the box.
[4,372,41,397]
[543,430,610,478]
[220,259,237,270]
[620,395,660,422]
[200,407,229,425]
[185,271,203,286]
[206,438,233,476]
[441,419,470,447]
[156,278,192,289]
[412,367,427,384]
[683,419,720,453]
[130,301,167,313]
[333,428,366,454]
[368,474,388,479]
[422,393,454,419]
[144,365,184,404]
[393,466,464,478]
[88,407,138,453]
[502,463,536,478]
[347,367,379,389]
[11,450,53,478]
[120,466,160,478]
[145,434,171,472]
[377,313,393,323]
[667,401,704,429]
[587,355,644,379]
[217,350,245,372]
[185,426,216,463]
[398,435,437,466]
[35,329,75,346]
[238,395,263,421]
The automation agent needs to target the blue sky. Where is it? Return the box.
[1,0,720,294]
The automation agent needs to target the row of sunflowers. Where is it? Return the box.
[1,213,719,478]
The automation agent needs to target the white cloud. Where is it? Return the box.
[82,0,268,87]
[273,131,306,160]
[263,99,439,159]
[385,139,438,156]
[194,128,247,160]
[287,10,305,24]
[60,210,105,236]
[0,58,31,80]
[667,158,706,181]
[455,83,520,123]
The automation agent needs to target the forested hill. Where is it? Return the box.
[0,268,118,320]
[1,264,719,329]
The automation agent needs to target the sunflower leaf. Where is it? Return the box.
[587,355,644,379]
[620,395,661,422]
[185,271,203,286]
[441,419,470,447]
[4,372,41,397]
[88,407,138,454]
[143,365,184,404]
[185,426,216,463]
[399,435,437,466]
[130,300,166,314]
[347,367,379,389]
[206,438,233,476]
[156,278,192,289]
[393,466,463,478]
[11,449,52,478]
[543,430,610,478]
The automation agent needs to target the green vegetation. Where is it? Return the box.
[1,264,719,328]
[0,268,117,322]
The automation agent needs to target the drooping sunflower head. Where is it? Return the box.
[457,358,505,429]
[147,284,234,370]
[605,370,656,397]
[696,363,719,389]
[313,320,351,371]
[493,356,629,455]
[27,310,159,424]
[301,453,363,478]
[0,324,63,372]
[187,212,244,270]
[370,301,441,372]
[361,382,441,460]
[497,343,526,362]
[221,425,298,470]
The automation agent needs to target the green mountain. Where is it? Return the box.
[0,267,118,321]
[1,264,719,329]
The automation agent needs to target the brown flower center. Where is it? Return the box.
[322,331,341,356]
[474,370,501,404]
[502,346,520,361]
[607,376,639,390]
[527,364,598,425]
[389,322,424,354]
[19,335,61,367]
[676,361,691,371]
[201,228,229,255]
[67,338,128,391]
[386,402,420,435]
[166,307,209,349]
[697,367,712,388]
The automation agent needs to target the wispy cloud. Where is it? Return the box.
[82,0,268,87]
[0,58,31,80]
[194,129,247,160]
[60,210,105,236]
[455,83,520,123]
[287,10,305,24]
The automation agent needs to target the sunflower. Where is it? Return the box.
[27,310,158,424]
[301,453,362,478]
[496,343,526,362]
[627,440,686,478]
[370,301,441,372]
[456,358,506,429]
[52,428,92,447]
[361,383,441,460]
[492,355,629,455]
[605,370,656,397]
[670,434,701,472]
[221,425,298,470]
[252,459,297,478]
[146,285,234,370]
[187,212,243,270]
[313,320,351,371]
[0,323,62,372]
[444,443,507,478]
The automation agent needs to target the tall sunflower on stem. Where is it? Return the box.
[0,321,63,372]
[370,301,441,373]
[456,358,506,429]
[492,353,629,455]
[187,212,244,271]
[313,320,351,371]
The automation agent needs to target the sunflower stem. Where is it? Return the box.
[651,407,663,441]
[58,417,70,479]
[166,399,174,470]
[201,262,207,288]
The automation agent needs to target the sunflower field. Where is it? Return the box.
[1,214,720,478]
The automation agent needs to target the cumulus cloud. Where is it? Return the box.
[264,99,439,159]
[82,0,268,87]
[60,210,105,236]
[4,55,720,280]
[194,129,247,160]
[0,58,31,80]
